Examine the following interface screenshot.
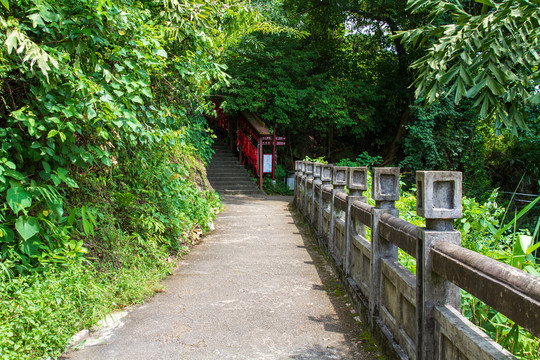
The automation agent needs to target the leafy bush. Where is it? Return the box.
[335,151,382,168]
[0,1,233,358]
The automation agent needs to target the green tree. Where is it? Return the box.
[221,32,377,159]
[398,0,540,133]
[0,0,280,274]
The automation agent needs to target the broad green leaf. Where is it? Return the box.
[0,176,6,192]
[488,62,508,84]
[20,237,39,256]
[511,234,532,268]
[15,216,40,240]
[103,69,112,83]
[0,0,9,10]
[131,95,143,104]
[455,79,466,104]
[87,107,97,120]
[7,185,32,214]
[101,157,112,166]
[156,49,168,58]
[0,226,14,243]
[466,78,487,98]
[48,129,59,138]
[4,170,25,180]
[50,174,61,186]
[5,30,17,54]
[42,161,51,173]
[64,176,79,188]
[56,167,68,180]
[67,211,77,226]
[141,87,152,98]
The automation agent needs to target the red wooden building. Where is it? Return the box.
[211,100,286,190]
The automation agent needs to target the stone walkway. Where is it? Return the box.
[62,195,378,360]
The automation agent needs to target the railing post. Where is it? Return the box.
[298,161,306,210]
[370,167,400,318]
[345,167,368,277]
[330,166,348,257]
[416,171,462,360]
[303,162,314,217]
[319,164,333,242]
[311,164,322,226]
[294,161,301,203]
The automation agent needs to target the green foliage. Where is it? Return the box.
[262,165,293,195]
[303,156,327,164]
[398,0,540,133]
[221,31,381,159]
[335,152,382,168]
[400,98,492,198]
[0,249,174,360]
[485,120,540,194]
[263,177,293,196]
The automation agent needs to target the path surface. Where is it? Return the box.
[63,195,378,360]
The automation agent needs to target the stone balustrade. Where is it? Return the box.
[294,162,540,360]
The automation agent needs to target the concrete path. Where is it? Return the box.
[63,195,379,360]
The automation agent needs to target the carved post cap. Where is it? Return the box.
[305,161,314,176]
[295,161,301,172]
[372,167,400,201]
[300,161,306,174]
[321,164,333,183]
[313,163,322,179]
[348,167,368,191]
[332,166,348,187]
[416,171,462,219]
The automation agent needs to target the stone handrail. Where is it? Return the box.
[293,162,539,360]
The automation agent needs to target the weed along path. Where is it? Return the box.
[63,195,379,360]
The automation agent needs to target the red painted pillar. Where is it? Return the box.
[272,126,277,181]
[258,138,263,190]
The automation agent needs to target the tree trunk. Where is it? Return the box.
[382,105,410,166]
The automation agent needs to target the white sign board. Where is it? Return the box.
[263,154,273,173]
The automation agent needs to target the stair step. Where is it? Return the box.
[207,140,265,195]
[215,189,264,196]
[208,169,251,174]
[211,180,257,187]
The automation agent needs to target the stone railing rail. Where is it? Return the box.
[294,161,540,360]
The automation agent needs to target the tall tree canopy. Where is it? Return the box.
[399,0,540,133]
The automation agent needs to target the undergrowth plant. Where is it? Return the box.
[262,165,293,195]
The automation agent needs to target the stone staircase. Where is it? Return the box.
[207,141,264,196]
